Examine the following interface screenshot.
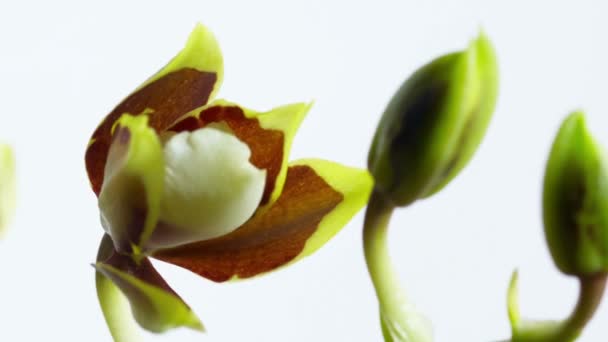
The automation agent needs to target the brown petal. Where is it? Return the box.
[96,234,183,298]
[86,69,217,195]
[152,164,343,282]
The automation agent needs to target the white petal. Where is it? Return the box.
[157,126,266,246]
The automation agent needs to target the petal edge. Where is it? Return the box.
[290,158,374,258]
[95,235,203,335]
[153,159,372,282]
[86,23,223,195]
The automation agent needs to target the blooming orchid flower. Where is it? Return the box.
[86,24,373,339]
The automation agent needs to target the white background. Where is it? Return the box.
[0,0,607,341]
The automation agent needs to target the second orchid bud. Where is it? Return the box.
[543,112,608,277]
[368,32,498,206]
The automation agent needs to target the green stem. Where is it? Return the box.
[363,189,399,309]
[511,273,607,342]
[363,189,433,342]
[559,273,607,341]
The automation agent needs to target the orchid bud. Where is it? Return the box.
[543,112,608,276]
[368,32,498,206]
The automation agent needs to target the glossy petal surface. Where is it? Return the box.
[147,125,266,249]
[168,100,311,206]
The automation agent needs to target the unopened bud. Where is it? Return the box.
[368,32,498,206]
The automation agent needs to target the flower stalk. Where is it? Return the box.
[363,189,397,310]
[364,30,498,342]
[508,272,607,342]
[363,189,432,342]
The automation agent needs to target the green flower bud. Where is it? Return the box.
[368,32,498,206]
[543,112,608,276]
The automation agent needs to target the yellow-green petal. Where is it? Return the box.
[95,235,203,336]
[95,264,203,333]
[0,143,15,236]
[246,102,312,206]
[98,114,164,255]
[96,241,143,342]
[139,23,224,100]
[293,158,374,258]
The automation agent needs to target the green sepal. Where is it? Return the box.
[368,32,498,206]
[543,111,608,276]
[95,234,203,337]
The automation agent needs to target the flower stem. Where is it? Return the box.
[510,273,607,342]
[363,189,399,309]
[559,273,607,341]
[363,189,433,342]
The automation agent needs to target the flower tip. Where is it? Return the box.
[473,27,489,42]
[188,22,216,45]
[467,29,498,76]
[469,28,491,51]
[554,110,593,150]
[155,22,224,94]
[563,110,587,130]
[295,100,314,125]
[303,100,315,114]
[183,22,222,65]
[189,318,206,333]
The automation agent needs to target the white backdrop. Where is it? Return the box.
[0,0,607,341]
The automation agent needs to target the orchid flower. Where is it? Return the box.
[85,24,373,340]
